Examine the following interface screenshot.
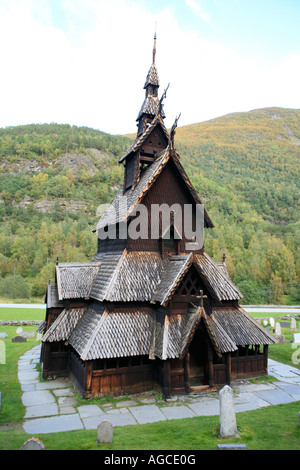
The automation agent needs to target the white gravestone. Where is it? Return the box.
[269,317,275,328]
[219,385,239,439]
[290,318,297,333]
[275,323,281,338]
[293,333,300,344]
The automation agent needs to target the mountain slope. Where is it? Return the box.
[175,107,300,224]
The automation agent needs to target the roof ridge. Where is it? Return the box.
[80,307,108,361]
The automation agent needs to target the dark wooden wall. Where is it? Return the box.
[128,160,202,254]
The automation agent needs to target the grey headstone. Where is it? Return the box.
[0,332,8,338]
[290,318,297,332]
[275,323,281,337]
[219,385,239,439]
[97,420,114,443]
[20,437,45,450]
[16,327,23,335]
[277,335,286,344]
[280,321,290,328]
[217,444,247,450]
[21,331,35,339]
[12,336,26,343]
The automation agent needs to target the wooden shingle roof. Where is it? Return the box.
[152,252,243,306]
[211,306,277,347]
[119,112,168,163]
[42,307,87,343]
[56,262,101,300]
[95,144,213,232]
[90,251,164,302]
[69,303,156,361]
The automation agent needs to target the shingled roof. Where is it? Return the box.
[119,112,168,163]
[151,252,243,306]
[95,145,213,232]
[69,303,156,361]
[90,251,164,302]
[56,262,101,300]
[42,307,87,343]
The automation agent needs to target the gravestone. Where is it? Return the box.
[275,323,281,338]
[20,437,45,450]
[0,341,5,364]
[217,444,247,450]
[263,319,268,326]
[280,321,290,328]
[16,327,23,335]
[12,336,26,343]
[293,333,300,344]
[21,331,35,339]
[0,333,8,338]
[37,333,43,341]
[290,318,297,333]
[219,385,239,439]
[269,317,275,328]
[97,420,114,443]
[277,335,286,344]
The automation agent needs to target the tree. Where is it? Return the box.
[0,274,30,299]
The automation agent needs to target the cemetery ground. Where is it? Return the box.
[0,308,300,450]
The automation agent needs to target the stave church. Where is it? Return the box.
[39,34,276,398]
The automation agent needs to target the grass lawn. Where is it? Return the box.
[0,312,300,450]
[0,307,45,322]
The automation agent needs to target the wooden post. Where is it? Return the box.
[163,360,171,399]
[263,345,268,373]
[85,361,93,395]
[184,353,191,393]
[225,352,231,385]
[207,343,214,387]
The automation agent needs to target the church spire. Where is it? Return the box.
[153,29,157,64]
[137,31,164,133]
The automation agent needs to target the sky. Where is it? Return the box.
[0,0,299,135]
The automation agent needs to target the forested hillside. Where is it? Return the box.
[0,110,299,304]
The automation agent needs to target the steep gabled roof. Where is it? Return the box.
[119,112,169,163]
[151,254,193,306]
[194,253,243,301]
[152,252,242,307]
[95,144,213,232]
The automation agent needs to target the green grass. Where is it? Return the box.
[249,311,299,319]
[0,307,45,321]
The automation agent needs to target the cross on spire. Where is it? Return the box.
[196,290,207,308]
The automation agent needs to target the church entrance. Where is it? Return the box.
[188,326,209,387]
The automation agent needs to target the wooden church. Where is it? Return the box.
[40,35,276,398]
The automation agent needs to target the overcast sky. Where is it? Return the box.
[0,0,299,135]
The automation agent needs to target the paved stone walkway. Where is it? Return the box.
[20,345,300,434]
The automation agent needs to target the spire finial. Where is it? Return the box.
[153,24,157,64]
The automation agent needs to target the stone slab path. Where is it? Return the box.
[20,345,300,435]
